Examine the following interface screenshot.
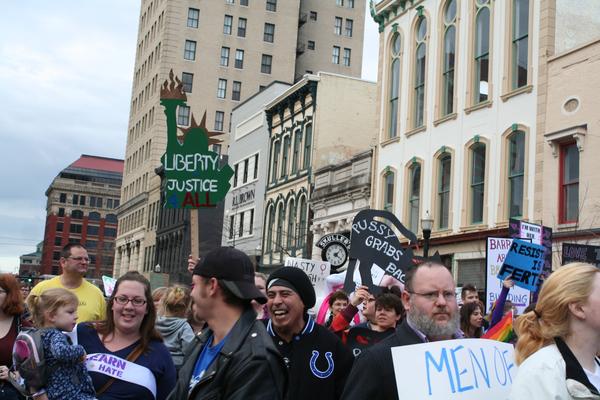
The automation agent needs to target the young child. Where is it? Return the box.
[155,285,195,372]
[26,288,96,400]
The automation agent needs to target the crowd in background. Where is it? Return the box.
[0,242,598,400]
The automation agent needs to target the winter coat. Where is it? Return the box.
[155,316,195,369]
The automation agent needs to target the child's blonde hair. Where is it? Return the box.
[26,288,79,328]
[162,285,191,318]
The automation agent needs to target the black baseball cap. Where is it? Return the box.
[193,247,266,304]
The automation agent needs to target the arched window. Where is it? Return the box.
[388,33,401,138]
[71,210,84,219]
[266,205,275,253]
[408,162,421,233]
[303,124,312,169]
[474,0,491,104]
[383,170,395,212]
[106,213,117,224]
[281,135,291,178]
[276,203,285,253]
[511,0,529,89]
[291,129,302,173]
[508,131,525,218]
[470,142,486,224]
[413,16,427,128]
[297,196,307,249]
[441,0,457,116]
[88,211,101,221]
[272,139,281,183]
[287,199,296,249]
[438,154,452,229]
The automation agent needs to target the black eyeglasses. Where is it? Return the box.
[114,296,147,307]
[68,256,90,262]
[407,290,455,302]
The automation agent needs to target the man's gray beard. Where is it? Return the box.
[408,307,459,339]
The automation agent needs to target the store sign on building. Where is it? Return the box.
[159,70,233,208]
[232,188,255,208]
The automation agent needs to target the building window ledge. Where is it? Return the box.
[464,100,492,115]
[557,222,578,230]
[458,223,488,233]
[405,125,426,138]
[545,124,587,157]
[433,113,457,126]
[380,135,400,148]
[500,85,533,102]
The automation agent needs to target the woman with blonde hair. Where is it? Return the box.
[155,285,195,372]
[509,263,600,399]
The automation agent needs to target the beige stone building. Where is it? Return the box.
[536,1,600,265]
[370,0,540,290]
[261,73,376,271]
[116,0,367,275]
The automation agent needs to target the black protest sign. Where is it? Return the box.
[346,327,394,357]
[343,209,418,293]
[562,243,600,267]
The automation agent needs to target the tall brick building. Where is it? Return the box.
[41,155,123,279]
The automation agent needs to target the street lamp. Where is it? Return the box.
[421,210,434,259]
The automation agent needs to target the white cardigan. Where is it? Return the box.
[509,344,600,400]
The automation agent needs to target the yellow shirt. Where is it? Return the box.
[30,276,107,322]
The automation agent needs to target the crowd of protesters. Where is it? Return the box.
[0,242,598,400]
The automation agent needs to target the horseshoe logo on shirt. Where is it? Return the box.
[309,350,334,379]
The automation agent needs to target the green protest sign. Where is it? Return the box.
[159,70,233,208]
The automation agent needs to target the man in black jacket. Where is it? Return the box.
[342,261,461,399]
[168,247,287,400]
[266,267,354,400]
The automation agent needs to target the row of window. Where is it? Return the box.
[264,195,308,255]
[233,153,259,188]
[270,124,312,185]
[382,131,527,232]
[228,208,255,239]
[334,17,353,37]
[126,138,152,175]
[55,222,117,237]
[332,46,352,66]
[58,193,120,209]
[123,172,149,203]
[335,0,355,8]
[57,209,118,223]
[386,0,531,137]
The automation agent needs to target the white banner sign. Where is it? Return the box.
[486,238,530,314]
[284,257,330,299]
[392,339,517,400]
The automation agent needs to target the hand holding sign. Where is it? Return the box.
[497,239,546,292]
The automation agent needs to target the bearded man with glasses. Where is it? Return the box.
[29,243,106,322]
[342,262,461,400]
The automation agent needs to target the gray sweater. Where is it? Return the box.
[155,316,195,368]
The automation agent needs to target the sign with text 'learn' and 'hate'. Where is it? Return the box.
[159,70,233,208]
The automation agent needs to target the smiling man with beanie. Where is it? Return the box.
[168,247,287,400]
[266,267,353,400]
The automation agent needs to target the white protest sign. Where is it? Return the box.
[352,260,385,287]
[517,221,542,244]
[102,275,117,297]
[284,257,331,299]
[392,339,517,400]
[486,238,530,314]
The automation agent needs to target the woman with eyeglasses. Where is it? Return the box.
[76,271,176,400]
[509,263,600,399]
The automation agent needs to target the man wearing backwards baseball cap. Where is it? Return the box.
[265,267,353,400]
[168,247,287,400]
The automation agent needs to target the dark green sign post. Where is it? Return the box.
[159,70,233,209]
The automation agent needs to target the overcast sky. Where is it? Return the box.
[0,1,379,273]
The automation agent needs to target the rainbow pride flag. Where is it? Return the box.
[482,312,515,343]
